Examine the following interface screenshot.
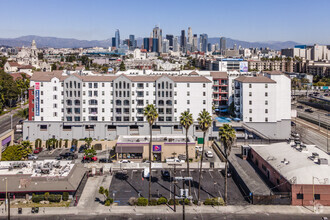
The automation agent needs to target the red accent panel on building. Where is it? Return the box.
[28,88,34,121]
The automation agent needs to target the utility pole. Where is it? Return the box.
[7,192,10,220]
[168,163,182,212]
[175,176,193,220]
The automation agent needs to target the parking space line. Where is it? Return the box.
[131,170,136,179]
[209,170,213,179]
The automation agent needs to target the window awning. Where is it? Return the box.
[116,146,144,153]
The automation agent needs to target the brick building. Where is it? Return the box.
[249,142,330,206]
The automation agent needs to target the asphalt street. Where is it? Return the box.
[0,213,328,220]
[0,114,23,135]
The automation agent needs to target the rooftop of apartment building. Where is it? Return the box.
[235,75,276,83]
[117,134,195,144]
[250,142,330,185]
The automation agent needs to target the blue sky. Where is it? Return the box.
[1,0,329,44]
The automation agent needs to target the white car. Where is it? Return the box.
[166,157,185,163]
[195,146,203,152]
[28,154,38,160]
[119,159,133,163]
[205,151,214,158]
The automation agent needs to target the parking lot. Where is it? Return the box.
[109,168,247,206]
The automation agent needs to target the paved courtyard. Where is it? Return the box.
[109,168,247,206]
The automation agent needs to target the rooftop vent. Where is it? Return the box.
[312,152,319,162]
[318,158,328,165]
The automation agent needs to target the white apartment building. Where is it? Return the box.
[234,71,291,139]
[24,71,213,141]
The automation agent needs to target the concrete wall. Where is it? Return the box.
[23,121,210,141]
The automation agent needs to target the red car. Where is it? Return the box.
[83,156,97,162]
[33,148,43,154]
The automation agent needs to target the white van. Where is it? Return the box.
[143,167,150,178]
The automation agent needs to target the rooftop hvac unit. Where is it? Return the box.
[312,152,319,163]
[318,158,328,165]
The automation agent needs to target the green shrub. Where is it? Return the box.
[149,199,157,206]
[157,197,167,205]
[193,200,199,205]
[104,198,113,206]
[204,197,224,206]
[32,194,44,203]
[168,199,179,205]
[62,192,69,201]
[136,197,148,206]
[179,198,190,205]
[44,192,49,200]
[48,194,61,203]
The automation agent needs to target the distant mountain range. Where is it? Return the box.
[0,35,300,50]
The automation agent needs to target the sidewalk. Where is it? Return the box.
[1,204,329,217]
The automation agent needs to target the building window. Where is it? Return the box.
[261,164,266,171]
[249,117,252,122]
[265,117,268,122]
[249,109,252,113]
[41,100,43,104]
[265,92,268,97]
[102,91,105,96]
[296,194,304,200]
[203,83,206,88]
[40,125,47,130]
[53,104,57,108]
[249,84,252,88]
[203,92,206,96]
[94,83,98,88]
[265,100,268,105]
[265,84,268,88]
[102,83,105,87]
[41,91,43,95]
[187,83,190,88]
[187,100,190,104]
[203,100,206,104]
[265,109,268,113]
[314,194,320,200]
[89,83,92,88]
[187,91,190,96]
[41,108,43,112]
[249,92,252,96]
[249,101,252,105]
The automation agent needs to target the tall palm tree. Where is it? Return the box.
[197,110,212,203]
[144,104,158,203]
[219,124,236,205]
[180,110,193,194]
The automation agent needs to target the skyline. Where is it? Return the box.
[0,0,330,44]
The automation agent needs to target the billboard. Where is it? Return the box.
[35,82,40,116]
[239,62,248,72]
[153,145,162,152]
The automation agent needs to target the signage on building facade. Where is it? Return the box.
[239,61,248,72]
[35,82,40,116]
[153,145,161,152]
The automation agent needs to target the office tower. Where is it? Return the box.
[173,36,179,52]
[152,38,159,52]
[112,37,116,47]
[207,43,212,52]
[188,27,193,45]
[192,34,198,52]
[115,29,120,48]
[200,34,208,52]
[163,39,169,53]
[129,35,135,49]
[215,43,219,51]
[234,44,237,50]
[166,35,174,47]
[220,37,226,54]
[180,30,186,52]
[153,26,162,53]
[143,38,150,51]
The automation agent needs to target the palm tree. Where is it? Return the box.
[143,104,158,203]
[197,109,212,203]
[219,124,236,205]
[179,110,193,194]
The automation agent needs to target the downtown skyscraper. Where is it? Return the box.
[180,30,186,53]
[115,29,120,48]
[200,33,208,52]
[220,37,226,54]
[153,26,162,53]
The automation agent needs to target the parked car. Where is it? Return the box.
[82,156,98,163]
[305,108,314,113]
[99,158,112,163]
[161,170,170,179]
[119,159,133,163]
[70,145,77,153]
[297,105,304,109]
[143,167,150,178]
[60,152,77,160]
[165,157,184,163]
[33,148,43,154]
[55,156,62,160]
[205,151,214,158]
[79,145,87,153]
[28,154,38,160]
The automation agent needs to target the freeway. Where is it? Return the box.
[0,114,23,137]
[292,103,330,128]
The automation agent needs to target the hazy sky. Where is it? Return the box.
[1,0,329,44]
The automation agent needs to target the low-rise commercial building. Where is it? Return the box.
[249,142,330,206]
[116,134,195,161]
